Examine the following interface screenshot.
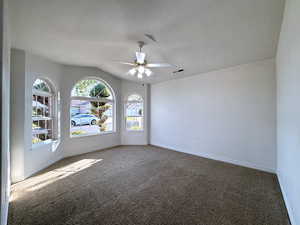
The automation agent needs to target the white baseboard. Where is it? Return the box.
[121,143,148,146]
[150,143,276,173]
[277,174,296,225]
[63,144,121,158]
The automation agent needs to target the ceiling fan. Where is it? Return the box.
[118,41,173,79]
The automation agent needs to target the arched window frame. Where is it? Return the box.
[70,77,116,137]
[32,78,56,146]
[125,94,144,131]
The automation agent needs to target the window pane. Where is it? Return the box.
[70,79,115,137]
[126,117,143,131]
[33,120,47,135]
[70,100,114,136]
[71,79,112,99]
[101,102,113,132]
[126,102,143,117]
[70,100,100,136]
[33,79,50,92]
[39,133,47,141]
[32,134,40,144]
[32,119,52,144]
[35,95,45,117]
[32,79,54,145]
[46,120,52,140]
[45,96,50,117]
[32,120,39,135]
[126,101,143,131]
[128,94,143,101]
[32,95,37,116]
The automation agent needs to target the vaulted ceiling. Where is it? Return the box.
[10,0,285,83]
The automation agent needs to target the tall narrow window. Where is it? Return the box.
[70,79,115,137]
[125,94,143,131]
[32,79,54,145]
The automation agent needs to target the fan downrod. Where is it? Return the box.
[138,41,145,51]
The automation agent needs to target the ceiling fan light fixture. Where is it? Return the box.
[128,68,137,76]
[121,41,173,80]
[138,66,145,74]
[145,68,152,76]
[137,73,143,79]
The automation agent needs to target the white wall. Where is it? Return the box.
[276,0,300,224]
[10,49,25,182]
[121,81,149,145]
[151,59,277,173]
[24,52,64,177]
[61,65,122,157]
[10,49,64,181]
[10,50,124,180]
[1,0,10,224]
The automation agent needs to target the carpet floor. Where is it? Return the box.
[8,145,290,225]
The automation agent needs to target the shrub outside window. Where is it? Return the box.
[32,79,54,145]
[125,94,143,131]
[70,79,115,137]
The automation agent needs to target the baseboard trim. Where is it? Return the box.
[277,174,297,225]
[150,143,276,174]
[63,144,122,158]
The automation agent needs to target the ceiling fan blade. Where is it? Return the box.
[118,61,136,66]
[146,63,173,68]
[136,52,146,64]
[144,34,158,42]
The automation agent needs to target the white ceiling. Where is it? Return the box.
[9,0,285,83]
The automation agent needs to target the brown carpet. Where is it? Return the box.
[8,145,290,225]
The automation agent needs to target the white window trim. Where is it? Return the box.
[33,89,52,97]
[32,139,53,148]
[32,116,53,120]
[70,131,115,139]
[71,96,113,103]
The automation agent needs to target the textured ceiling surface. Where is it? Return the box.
[10,0,285,83]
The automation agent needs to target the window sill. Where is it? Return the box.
[32,139,52,148]
[126,129,144,132]
[31,139,61,152]
[32,139,59,148]
[70,131,116,139]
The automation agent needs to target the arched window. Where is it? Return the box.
[125,94,143,131]
[70,78,115,137]
[32,78,54,145]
